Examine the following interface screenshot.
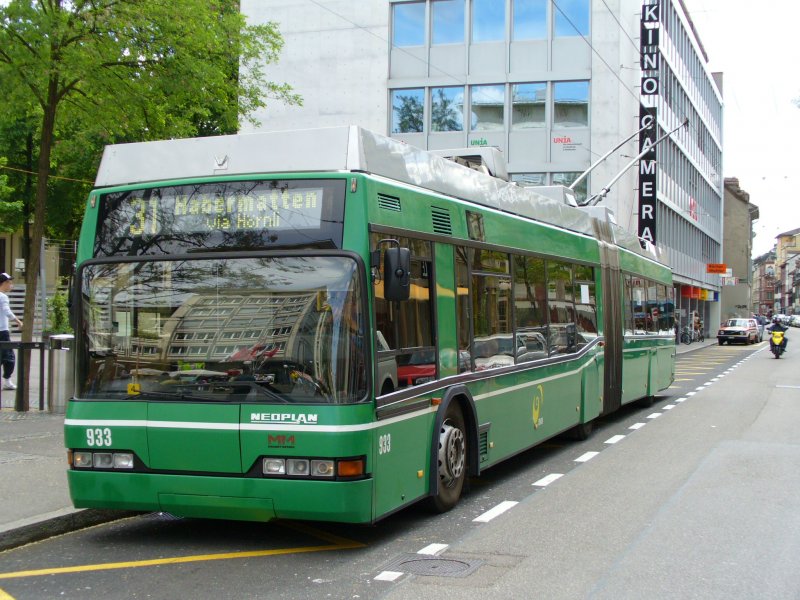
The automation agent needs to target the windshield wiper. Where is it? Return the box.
[223,381,291,404]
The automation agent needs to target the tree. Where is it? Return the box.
[431,88,462,132]
[0,0,300,401]
[393,93,423,133]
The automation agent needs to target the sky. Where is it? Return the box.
[681,0,800,257]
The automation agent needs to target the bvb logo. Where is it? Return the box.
[532,384,544,429]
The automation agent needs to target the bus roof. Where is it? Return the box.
[94,125,663,264]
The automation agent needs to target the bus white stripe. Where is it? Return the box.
[65,407,438,433]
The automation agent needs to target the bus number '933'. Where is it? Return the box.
[86,428,112,447]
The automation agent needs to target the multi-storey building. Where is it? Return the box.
[719,178,757,320]
[242,0,724,330]
[774,227,800,315]
[752,250,776,317]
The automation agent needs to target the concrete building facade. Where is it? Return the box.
[752,250,776,317]
[241,0,724,332]
[774,228,800,315]
[719,177,757,320]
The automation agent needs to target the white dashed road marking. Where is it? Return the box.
[533,473,563,487]
[473,500,519,523]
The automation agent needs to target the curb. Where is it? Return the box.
[0,509,139,552]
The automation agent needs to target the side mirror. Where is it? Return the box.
[384,246,410,301]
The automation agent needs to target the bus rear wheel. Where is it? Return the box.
[430,403,467,513]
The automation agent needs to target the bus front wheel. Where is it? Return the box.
[430,403,467,512]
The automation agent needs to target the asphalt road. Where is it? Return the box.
[1,341,798,600]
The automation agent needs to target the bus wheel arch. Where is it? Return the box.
[427,387,479,512]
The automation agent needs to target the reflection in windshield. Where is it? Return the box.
[77,256,367,404]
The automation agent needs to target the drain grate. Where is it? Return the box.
[381,554,483,578]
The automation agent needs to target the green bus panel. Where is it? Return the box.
[147,403,241,473]
[373,408,436,519]
[65,402,151,465]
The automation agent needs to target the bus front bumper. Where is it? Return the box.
[67,471,374,523]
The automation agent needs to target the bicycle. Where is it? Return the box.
[680,325,704,344]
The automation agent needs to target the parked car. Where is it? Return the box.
[717,318,759,345]
[753,315,767,342]
[397,349,435,388]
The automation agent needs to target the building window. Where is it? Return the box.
[391,88,424,133]
[431,86,464,131]
[511,173,547,187]
[512,0,547,40]
[554,0,590,37]
[432,0,464,44]
[472,0,505,43]
[392,1,425,47]
[511,82,546,129]
[552,172,588,204]
[552,81,588,127]
[470,84,505,131]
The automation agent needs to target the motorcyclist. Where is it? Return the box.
[768,316,788,351]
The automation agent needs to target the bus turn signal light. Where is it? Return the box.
[337,459,365,478]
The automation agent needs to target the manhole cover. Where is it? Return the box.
[382,554,483,578]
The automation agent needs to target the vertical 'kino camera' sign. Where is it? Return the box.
[638,0,659,248]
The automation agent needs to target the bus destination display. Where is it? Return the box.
[110,183,325,238]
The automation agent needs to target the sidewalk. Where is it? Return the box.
[0,335,129,551]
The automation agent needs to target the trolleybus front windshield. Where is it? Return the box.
[77,256,367,404]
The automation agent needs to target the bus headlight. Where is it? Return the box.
[286,459,310,476]
[262,458,286,475]
[73,452,93,468]
[69,451,136,470]
[93,453,114,469]
[113,453,135,469]
[311,460,335,477]
[260,456,364,479]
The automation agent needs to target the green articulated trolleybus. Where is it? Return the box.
[65,126,675,523]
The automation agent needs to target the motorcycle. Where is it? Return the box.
[770,329,785,359]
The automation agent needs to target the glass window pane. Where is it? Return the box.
[513,0,547,40]
[472,0,505,43]
[547,260,576,354]
[471,84,505,131]
[554,0,589,37]
[514,255,548,362]
[553,81,589,127]
[511,173,547,187]
[432,0,464,44]
[455,247,471,372]
[472,273,512,370]
[431,86,464,132]
[512,82,546,129]
[393,2,425,47]
[391,88,424,133]
[552,172,587,204]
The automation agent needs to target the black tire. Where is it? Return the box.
[429,402,467,513]
[680,332,690,345]
[570,420,594,440]
[718,339,724,345]
[637,395,655,408]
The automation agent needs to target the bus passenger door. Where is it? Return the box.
[599,241,623,414]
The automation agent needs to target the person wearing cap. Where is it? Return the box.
[0,272,23,390]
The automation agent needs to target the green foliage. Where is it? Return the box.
[431,88,462,132]
[0,156,23,233]
[46,287,73,335]
[393,94,423,133]
[0,0,301,241]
